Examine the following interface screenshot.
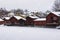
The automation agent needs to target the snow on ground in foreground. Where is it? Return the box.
[0,26,60,40]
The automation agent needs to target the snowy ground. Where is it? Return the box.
[0,25,60,40]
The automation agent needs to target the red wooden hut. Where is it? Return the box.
[3,17,11,25]
[3,16,26,26]
[46,12,59,26]
[25,16,35,26]
[0,18,4,25]
[34,18,46,26]
[9,16,19,25]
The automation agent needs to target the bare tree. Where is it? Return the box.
[10,9,24,16]
[24,9,29,16]
[53,0,60,11]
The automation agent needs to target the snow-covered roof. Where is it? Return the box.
[21,15,26,18]
[8,12,15,16]
[0,18,4,21]
[52,12,60,16]
[21,18,26,20]
[4,17,11,20]
[3,16,26,20]
[14,16,26,20]
[34,18,46,21]
[22,15,26,17]
[14,16,22,20]
[29,15,39,19]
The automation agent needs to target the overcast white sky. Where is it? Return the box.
[0,0,55,12]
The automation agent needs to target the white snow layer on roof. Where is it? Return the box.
[34,18,46,21]
[14,16,26,20]
[29,15,39,18]
[4,16,26,20]
[8,12,15,16]
[52,12,60,16]
[0,18,4,21]
[4,17,11,20]
[14,16,22,20]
